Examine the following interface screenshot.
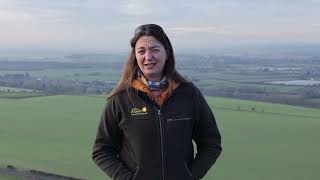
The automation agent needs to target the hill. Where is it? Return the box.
[0,95,319,179]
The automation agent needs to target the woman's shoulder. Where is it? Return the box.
[179,81,201,92]
[107,89,127,101]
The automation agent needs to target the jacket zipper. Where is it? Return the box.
[155,88,180,180]
[149,88,180,180]
[157,108,165,180]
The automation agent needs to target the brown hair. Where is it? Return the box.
[108,24,187,99]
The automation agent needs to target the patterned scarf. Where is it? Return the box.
[147,77,168,91]
[137,71,168,91]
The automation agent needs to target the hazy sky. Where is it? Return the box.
[1,0,320,52]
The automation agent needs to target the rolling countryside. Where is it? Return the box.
[1,95,319,179]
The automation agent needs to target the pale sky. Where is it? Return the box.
[1,0,320,53]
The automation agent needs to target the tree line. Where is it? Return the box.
[201,86,320,108]
[0,73,115,94]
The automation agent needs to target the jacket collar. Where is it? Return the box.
[131,78,180,106]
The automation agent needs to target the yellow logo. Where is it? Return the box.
[131,107,147,116]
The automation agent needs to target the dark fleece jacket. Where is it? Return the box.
[92,81,222,180]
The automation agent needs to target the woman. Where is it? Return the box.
[92,24,222,180]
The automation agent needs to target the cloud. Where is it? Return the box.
[120,0,152,15]
[167,26,234,36]
[0,9,34,23]
[0,0,72,25]
[1,0,320,51]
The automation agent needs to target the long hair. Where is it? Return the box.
[108,24,187,99]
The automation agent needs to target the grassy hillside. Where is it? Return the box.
[0,95,319,180]
[0,95,106,179]
[205,97,320,180]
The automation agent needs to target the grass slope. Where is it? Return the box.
[206,97,320,180]
[0,95,320,180]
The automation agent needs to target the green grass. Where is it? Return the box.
[0,92,45,99]
[207,96,320,119]
[0,95,320,180]
[0,173,21,180]
[0,95,107,179]
[206,97,320,180]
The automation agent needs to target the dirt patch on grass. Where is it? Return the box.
[0,165,85,180]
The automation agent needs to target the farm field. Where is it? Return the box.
[0,95,320,180]
[0,87,44,99]
[1,55,320,109]
[0,68,121,82]
[0,92,45,99]
[0,87,35,92]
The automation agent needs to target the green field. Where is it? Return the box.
[0,66,307,93]
[0,89,44,99]
[0,174,21,180]
[0,68,121,82]
[0,86,36,92]
[0,95,319,180]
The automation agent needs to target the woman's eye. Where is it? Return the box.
[137,50,145,54]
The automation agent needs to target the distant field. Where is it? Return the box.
[194,79,303,92]
[0,86,35,92]
[0,65,309,93]
[304,98,320,104]
[0,95,320,180]
[0,92,45,99]
[0,86,44,99]
[0,68,121,82]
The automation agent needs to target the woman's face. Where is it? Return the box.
[135,35,167,81]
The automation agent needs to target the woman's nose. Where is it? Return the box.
[145,50,152,60]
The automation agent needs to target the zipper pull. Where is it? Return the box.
[158,109,161,116]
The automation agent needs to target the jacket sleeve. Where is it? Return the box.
[190,89,222,179]
[92,98,134,180]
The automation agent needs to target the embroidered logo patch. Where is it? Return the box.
[131,107,147,116]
